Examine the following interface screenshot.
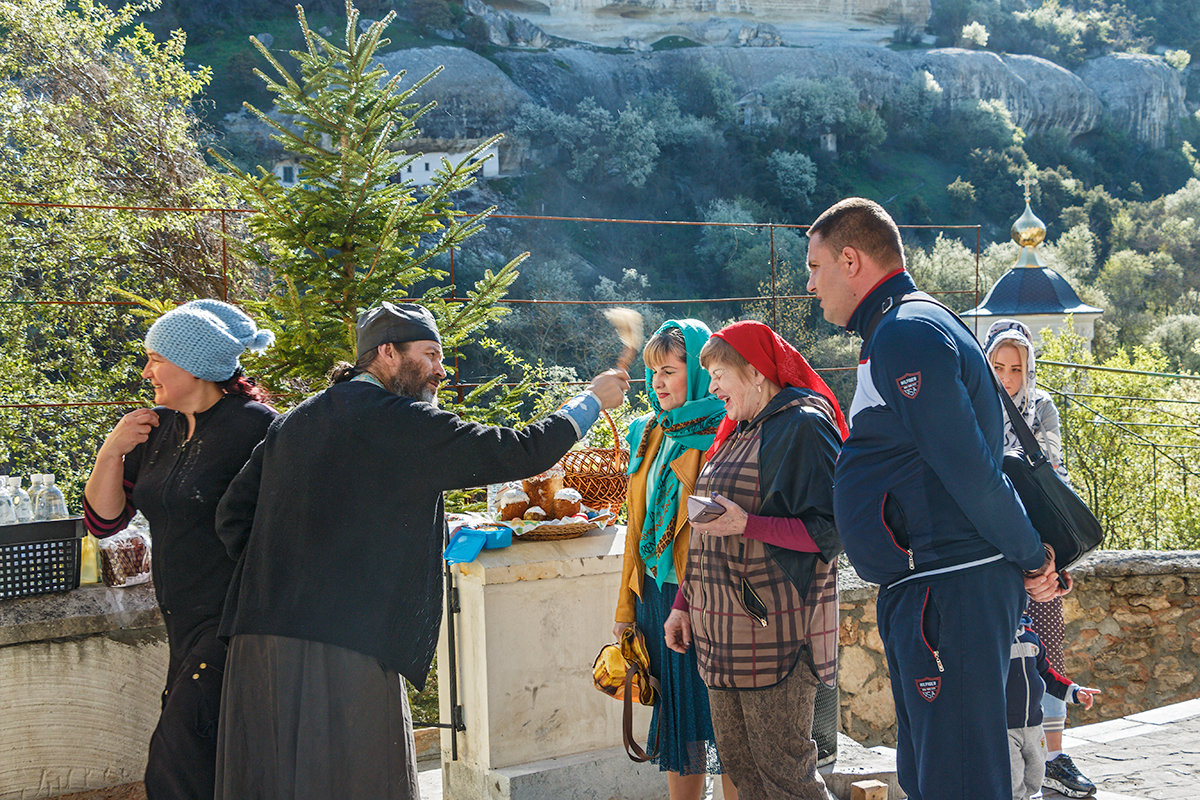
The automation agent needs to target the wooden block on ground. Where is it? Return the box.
[850,778,890,800]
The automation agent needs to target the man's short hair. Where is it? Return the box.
[807,198,904,269]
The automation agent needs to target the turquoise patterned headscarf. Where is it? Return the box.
[625,319,726,587]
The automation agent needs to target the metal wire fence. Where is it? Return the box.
[0,201,982,404]
[1038,360,1200,550]
[4,200,1198,547]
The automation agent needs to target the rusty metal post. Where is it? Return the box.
[449,247,465,404]
[221,210,229,301]
[769,224,778,330]
[973,225,981,337]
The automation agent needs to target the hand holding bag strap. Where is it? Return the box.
[621,666,661,762]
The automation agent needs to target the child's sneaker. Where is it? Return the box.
[1043,753,1096,797]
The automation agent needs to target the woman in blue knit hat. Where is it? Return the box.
[83,299,278,800]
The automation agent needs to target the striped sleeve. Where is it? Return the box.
[83,478,136,538]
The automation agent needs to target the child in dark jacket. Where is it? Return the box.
[1008,615,1100,799]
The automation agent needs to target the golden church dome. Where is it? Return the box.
[1011,202,1046,249]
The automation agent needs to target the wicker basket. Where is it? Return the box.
[517,520,600,541]
[558,409,629,513]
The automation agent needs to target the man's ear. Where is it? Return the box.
[376,342,401,365]
[842,246,864,278]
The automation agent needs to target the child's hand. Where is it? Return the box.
[1074,686,1100,710]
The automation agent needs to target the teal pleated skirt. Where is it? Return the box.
[635,577,725,776]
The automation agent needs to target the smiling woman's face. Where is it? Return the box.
[142,351,202,410]
[649,352,688,411]
[706,360,760,422]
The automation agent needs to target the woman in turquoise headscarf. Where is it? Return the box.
[612,319,735,800]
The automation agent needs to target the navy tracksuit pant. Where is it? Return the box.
[877,558,1026,800]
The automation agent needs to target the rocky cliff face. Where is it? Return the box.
[1078,54,1188,149]
[382,47,534,141]
[462,0,554,48]
[914,49,1103,138]
[379,44,1186,148]
[541,0,929,24]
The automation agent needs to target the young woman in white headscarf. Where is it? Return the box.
[985,319,1095,799]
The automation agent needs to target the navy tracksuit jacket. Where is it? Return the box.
[833,270,1045,800]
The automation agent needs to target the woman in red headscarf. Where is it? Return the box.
[663,321,846,800]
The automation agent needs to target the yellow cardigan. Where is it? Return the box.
[614,422,706,623]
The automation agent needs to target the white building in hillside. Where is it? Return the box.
[272,139,501,189]
[272,158,303,187]
[400,140,501,186]
[735,91,775,127]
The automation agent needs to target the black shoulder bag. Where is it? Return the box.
[863,291,1104,575]
[997,387,1104,575]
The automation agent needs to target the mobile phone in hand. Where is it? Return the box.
[687,495,725,524]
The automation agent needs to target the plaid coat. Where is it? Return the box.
[682,388,842,689]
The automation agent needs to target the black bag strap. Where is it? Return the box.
[870,291,1049,468]
[995,379,1049,468]
[868,291,1076,585]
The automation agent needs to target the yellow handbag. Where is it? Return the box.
[591,626,660,762]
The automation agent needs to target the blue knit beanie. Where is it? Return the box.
[144,300,275,382]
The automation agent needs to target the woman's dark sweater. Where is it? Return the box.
[84,395,278,629]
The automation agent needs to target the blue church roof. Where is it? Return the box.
[962,266,1103,317]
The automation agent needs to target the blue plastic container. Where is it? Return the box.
[443,527,487,565]
[483,526,512,549]
[443,524,513,564]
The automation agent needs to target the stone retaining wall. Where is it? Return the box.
[836,550,1200,746]
[0,584,166,800]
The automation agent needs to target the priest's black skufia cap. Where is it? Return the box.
[355,301,441,360]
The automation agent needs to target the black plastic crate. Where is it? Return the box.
[0,517,85,599]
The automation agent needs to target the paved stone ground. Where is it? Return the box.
[1046,696,1200,800]
[415,698,1200,799]
[49,698,1200,799]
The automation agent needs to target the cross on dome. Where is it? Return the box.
[1018,170,1038,204]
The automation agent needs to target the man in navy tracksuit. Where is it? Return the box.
[805,198,1068,800]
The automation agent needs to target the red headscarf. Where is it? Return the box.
[705,321,849,458]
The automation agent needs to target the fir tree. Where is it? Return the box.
[212,0,534,415]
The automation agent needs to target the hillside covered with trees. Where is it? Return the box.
[141,0,1200,363]
[6,0,1200,546]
